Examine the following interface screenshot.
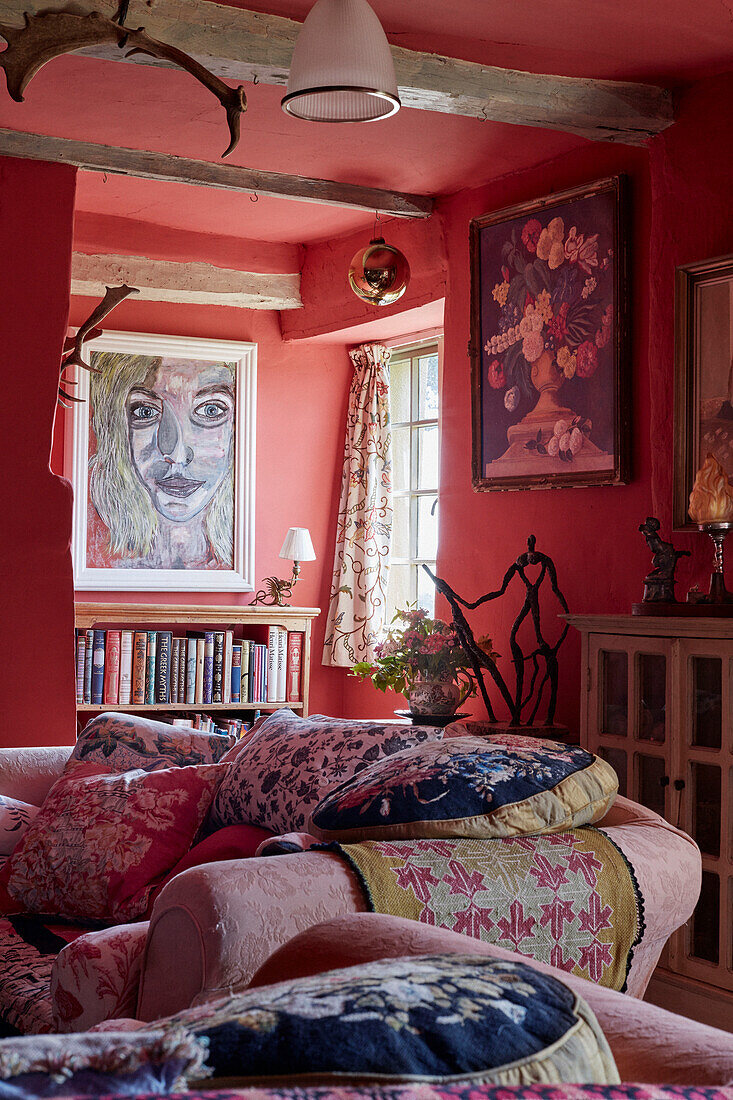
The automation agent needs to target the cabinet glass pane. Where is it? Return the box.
[692,656,722,749]
[691,870,720,964]
[691,762,721,857]
[599,746,627,797]
[390,358,411,423]
[638,653,666,742]
[415,425,439,490]
[637,753,666,818]
[418,354,439,419]
[601,651,628,737]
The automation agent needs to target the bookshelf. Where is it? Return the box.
[75,602,320,721]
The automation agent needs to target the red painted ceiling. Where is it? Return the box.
[1,1,731,251]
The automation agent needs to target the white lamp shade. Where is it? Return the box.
[282,0,400,122]
[279,527,317,562]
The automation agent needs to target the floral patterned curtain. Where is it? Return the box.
[322,343,392,668]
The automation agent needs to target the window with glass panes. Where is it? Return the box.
[386,341,441,621]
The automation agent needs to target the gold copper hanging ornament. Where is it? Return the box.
[348,237,410,306]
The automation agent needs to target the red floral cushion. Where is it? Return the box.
[6,762,227,922]
[0,795,39,855]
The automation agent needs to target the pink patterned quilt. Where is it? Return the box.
[36,1087,733,1100]
[0,916,103,1036]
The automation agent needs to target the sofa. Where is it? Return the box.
[0,722,702,1039]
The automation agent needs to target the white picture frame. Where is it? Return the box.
[68,330,257,592]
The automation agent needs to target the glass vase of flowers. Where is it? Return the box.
[352,608,497,716]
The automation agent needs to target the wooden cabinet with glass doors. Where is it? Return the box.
[567,614,733,1030]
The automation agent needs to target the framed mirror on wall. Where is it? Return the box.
[674,254,733,529]
[68,330,257,591]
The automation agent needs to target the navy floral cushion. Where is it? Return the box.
[153,955,618,1087]
[69,713,236,773]
[208,711,443,834]
[309,734,617,842]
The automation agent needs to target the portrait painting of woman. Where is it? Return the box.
[70,332,256,591]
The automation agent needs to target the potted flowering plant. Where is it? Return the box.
[352,608,497,715]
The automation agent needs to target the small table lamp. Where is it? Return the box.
[251,527,316,606]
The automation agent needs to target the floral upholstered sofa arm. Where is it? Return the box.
[50,922,150,1033]
[137,850,366,1021]
[137,796,701,1022]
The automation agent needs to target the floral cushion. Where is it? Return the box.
[0,797,39,856]
[309,735,617,842]
[69,712,235,773]
[6,762,227,922]
[0,1027,207,1097]
[208,710,443,834]
[149,954,619,1087]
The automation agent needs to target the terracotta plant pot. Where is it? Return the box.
[407,680,461,716]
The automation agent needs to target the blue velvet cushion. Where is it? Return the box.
[158,954,618,1087]
[309,735,618,841]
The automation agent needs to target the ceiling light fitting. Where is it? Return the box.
[282,0,400,123]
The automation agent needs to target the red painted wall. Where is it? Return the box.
[343,73,733,726]
[281,216,447,341]
[7,71,733,743]
[54,292,351,723]
[0,156,78,746]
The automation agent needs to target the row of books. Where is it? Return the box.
[169,715,251,737]
[75,626,304,708]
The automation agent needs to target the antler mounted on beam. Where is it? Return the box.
[0,10,247,157]
[58,283,139,406]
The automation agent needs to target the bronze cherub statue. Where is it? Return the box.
[638,516,690,603]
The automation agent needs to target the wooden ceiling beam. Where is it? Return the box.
[71,251,302,310]
[0,128,434,218]
[0,0,674,144]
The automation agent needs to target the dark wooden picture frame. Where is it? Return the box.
[470,176,629,492]
[673,253,733,530]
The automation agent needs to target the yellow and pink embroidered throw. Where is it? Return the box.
[333,828,643,992]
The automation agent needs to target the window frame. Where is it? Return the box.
[387,336,442,620]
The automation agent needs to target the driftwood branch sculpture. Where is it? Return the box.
[0,10,247,157]
[58,283,139,406]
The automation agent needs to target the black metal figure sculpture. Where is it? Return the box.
[638,516,690,603]
[424,536,569,727]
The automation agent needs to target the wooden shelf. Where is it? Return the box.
[77,702,303,712]
[75,602,320,721]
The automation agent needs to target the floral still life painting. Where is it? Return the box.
[470,177,628,490]
[69,331,256,591]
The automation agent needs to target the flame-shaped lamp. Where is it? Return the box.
[689,453,733,603]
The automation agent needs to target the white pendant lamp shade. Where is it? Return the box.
[282,0,400,122]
